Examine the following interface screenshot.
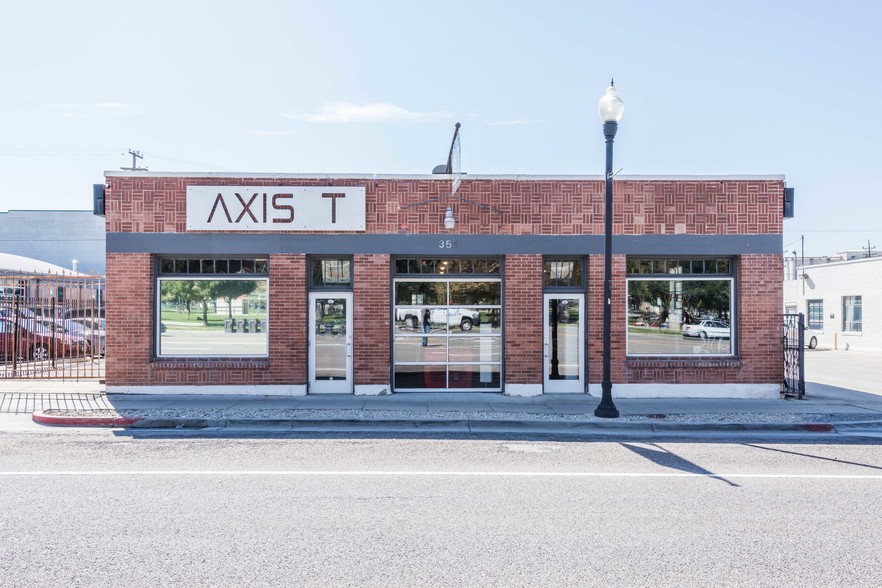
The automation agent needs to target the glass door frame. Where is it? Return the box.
[308,292,353,394]
[543,293,586,393]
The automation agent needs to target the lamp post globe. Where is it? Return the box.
[598,82,625,124]
[595,80,622,419]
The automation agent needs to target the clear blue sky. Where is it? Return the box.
[1,0,879,256]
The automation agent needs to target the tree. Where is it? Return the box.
[213,281,259,318]
[160,280,217,325]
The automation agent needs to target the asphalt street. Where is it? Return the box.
[2,432,881,587]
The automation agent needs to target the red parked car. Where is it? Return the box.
[0,317,91,362]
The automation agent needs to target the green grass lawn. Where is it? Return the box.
[160,309,264,331]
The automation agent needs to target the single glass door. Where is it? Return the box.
[309,292,353,393]
[543,294,585,393]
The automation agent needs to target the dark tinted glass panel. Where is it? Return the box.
[161,259,175,273]
[201,259,214,274]
[544,259,583,287]
[627,258,732,276]
[394,282,446,305]
[449,282,501,305]
[312,259,351,286]
[448,364,500,389]
[394,364,446,389]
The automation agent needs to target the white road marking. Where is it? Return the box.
[1,470,881,479]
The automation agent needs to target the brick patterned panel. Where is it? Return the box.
[504,255,543,385]
[106,177,784,237]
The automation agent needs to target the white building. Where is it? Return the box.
[0,210,105,274]
[784,253,881,351]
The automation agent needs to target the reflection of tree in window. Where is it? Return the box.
[162,280,261,325]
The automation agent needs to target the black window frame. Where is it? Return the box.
[543,257,586,291]
[625,256,737,357]
[308,256,354,290]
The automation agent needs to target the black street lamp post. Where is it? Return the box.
[595,80,624,419]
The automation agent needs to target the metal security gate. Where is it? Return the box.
[783,313,805,398]
[1,271,105,381]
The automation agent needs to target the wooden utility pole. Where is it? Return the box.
[120,149,148,171]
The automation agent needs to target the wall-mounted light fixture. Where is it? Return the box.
[443,206,455,230]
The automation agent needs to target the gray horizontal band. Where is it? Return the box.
[107,233,783,256]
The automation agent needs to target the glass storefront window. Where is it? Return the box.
[627,278,733,356]
[393,277,502,391]
[157,278,269,357]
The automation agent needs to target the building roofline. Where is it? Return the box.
[802,256,882,269]
[104,171,786,182]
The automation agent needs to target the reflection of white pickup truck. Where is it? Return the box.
[396,308,479,331]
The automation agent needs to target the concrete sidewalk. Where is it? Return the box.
[3,377,882,436]
[5,347,882,435]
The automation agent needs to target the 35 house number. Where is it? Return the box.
[438,239,457,249]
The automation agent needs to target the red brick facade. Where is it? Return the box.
[104,173,786,396]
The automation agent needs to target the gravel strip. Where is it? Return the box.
[38,408,882,424]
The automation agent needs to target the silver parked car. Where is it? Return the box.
[682,319,730,340]
[54,317,106,357]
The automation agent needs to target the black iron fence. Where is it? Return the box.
[1,271,104,380]
[783,313,805,399]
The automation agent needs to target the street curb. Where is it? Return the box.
[31,411,853,434]
[32,411,144,428]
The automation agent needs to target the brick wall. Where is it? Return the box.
[105,253,152,385]
[105,175,785,390]
[504,255,543,384]
[353,254,390,385]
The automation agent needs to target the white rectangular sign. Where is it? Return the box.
[186,186,366,231]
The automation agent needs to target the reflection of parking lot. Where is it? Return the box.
[628,331,730,354]
[160,331,267,355]
[315,334,347,379]
[394,335,500,363]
